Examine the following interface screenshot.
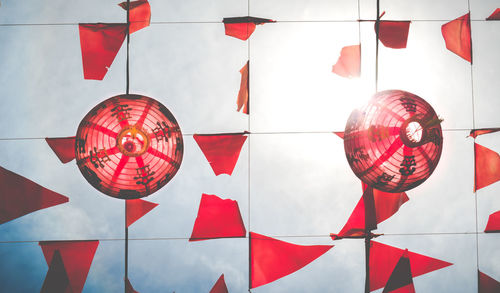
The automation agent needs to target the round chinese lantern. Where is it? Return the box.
[344,90,443,192]
[75,94,183,199]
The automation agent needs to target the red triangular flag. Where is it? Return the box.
[223,17,275,40]
[370,241,452,292]
[377,21,411,49]
[209,274,228,293]
[484,210,500,233]
[332,45,361,78]
[189,194,246,241]
[479,271,500,293]
[79,23,127,80]
[331,185,408,240]
[0,166,69,224]
[126,199,159,227]
[250,232,333,288]
[469,128,500,138]
[119,0,151,34]
[45,137,76,164]
[236,61,249,114]
[486,8,500,20]
[39,240,99,293]
[333,131,345,139]
[125,278,139,293]
[441,13,472,62]
[193,133,248,176]
[474,143,500,191]
[382,250,415,293]
[41,250,71,293]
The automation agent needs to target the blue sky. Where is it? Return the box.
[0,0,500,292]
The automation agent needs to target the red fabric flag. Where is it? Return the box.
[0,166,69,224]
[250,232,333,288]
[126,198,159,227]
[45,137,76,164]
[189,194,246,241]
[469,128,500,138]
[332,45,361,78]
[236,61,249,114]
[370,241,452,292]
[486,8,500,20]
[376,21,411,49]
[484,210,500,233]
[331,185,409,240]
[125,278,139,293]
[209,274,228,293]
[79,23,127,80]
[223,17,275,40]
[119,0,151,34]
[41,250,71,293]
[441,13,472,62]
[474,143,500,191]
[479,271,500,293]
[39,240,99,293]
[193,133,248,176]
[333,131,345,139]
[382,250,415,293]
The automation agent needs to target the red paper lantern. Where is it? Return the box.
[75,94,183,199]
[344,90,443,192]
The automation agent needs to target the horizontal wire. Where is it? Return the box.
[0,231,493,244]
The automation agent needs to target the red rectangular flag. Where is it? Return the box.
[119,0,151,34]
[237,61,249,114]
[223,17,275,40]
[332,45,361,78]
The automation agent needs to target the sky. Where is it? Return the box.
[0,0,500,292]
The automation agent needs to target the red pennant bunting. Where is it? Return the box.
[126,199,159,227]
[479,271,500,293]
[79,23,127,80]
[193,133,248,176]
[370,241,452,292]
[41,250,71,293]
[125,278,139,293]
[236,61,249,114]
[45,137,76,164]
[39,240,99,293]
[331,185,408,240]
[377,21,411,49]
[223,17,275,40]
[332,45,361,78]
[486,8,500,20]
[189,194,246,241]
[441,13,472,62]
[474,143,500,191]
[469,128,500,138]
[209,274,228,293]
[333,131,345,139]
[250,232,333,288]
[119,0,151,34]
[484,210,500,233]
[382,250,415,293]
[0,166,69,224]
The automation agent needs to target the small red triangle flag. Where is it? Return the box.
[193,133,248,176]
[479,271,500,293]
[382,250,415,293]
[79,23,127,80]
[209,274,229,293]
[126,199,159,227]
[39,240,99,293]
[370,241,452,292]
[223,17,275,41]
[45,137,76,164]
[484,210,500,233]
[486,8,500,20]
[469,128,500,138]
[119,0,151,34]
[0,166,69,224]
[474,143,500,191]
[40,250,71,293]
[441,13,472,62]
[236,61,249,114]
[332,45,361,78]
[189,194,246,241]
[125,278,139,293]
[250,232,333,288]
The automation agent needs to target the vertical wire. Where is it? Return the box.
[374,0,380,93]
[247,1,252,291]
[125,1,131,291]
